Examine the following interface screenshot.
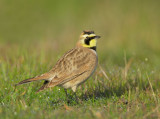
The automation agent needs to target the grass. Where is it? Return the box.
[0,0,160,119]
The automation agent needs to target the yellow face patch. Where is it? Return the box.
[82,39,97,48]
[80,33,100,48]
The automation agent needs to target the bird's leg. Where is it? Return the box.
[71,86,79,103]
[64,89,70,104]
[74,92,79,104]
[64,89,68,97]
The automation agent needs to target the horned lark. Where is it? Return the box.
[16,30,101,93]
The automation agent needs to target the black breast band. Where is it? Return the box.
[89,46,96,51]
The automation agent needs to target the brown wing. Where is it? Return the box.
[36,47,97,92]
[49,47,97,85]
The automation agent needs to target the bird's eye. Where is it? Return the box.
[84,37,90,45]
[84,36,96,45]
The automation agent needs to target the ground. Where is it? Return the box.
[0,0,160,119]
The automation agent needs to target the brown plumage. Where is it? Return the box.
[16,30,100,93]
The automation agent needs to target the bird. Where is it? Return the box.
[16,30,101,94]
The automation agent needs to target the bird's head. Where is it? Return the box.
[77,30,101,50]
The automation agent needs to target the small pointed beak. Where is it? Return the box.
[95,35,101,39]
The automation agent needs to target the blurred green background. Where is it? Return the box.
[0,1,160,47]
[1,0,160,84]
[0,1,159,46]
[0,0,160,118]
[0,0,160,66]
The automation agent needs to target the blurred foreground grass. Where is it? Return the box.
[0,0,160,118]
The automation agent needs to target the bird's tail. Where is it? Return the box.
[36,80,60,93]
[36,80,50,93]
[15,73,49,86]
